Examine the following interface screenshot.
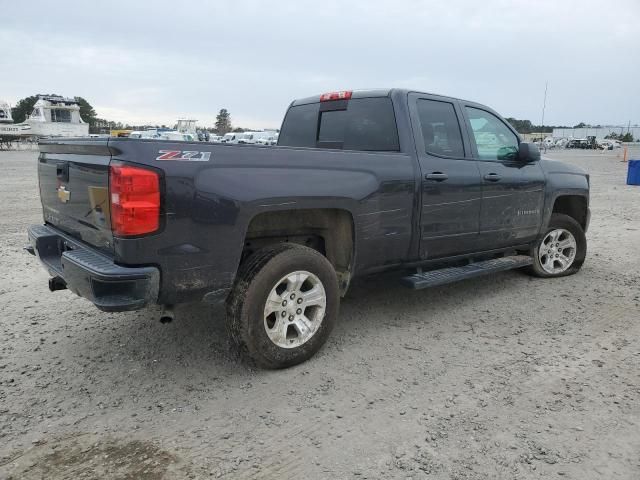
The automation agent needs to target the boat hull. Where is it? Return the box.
[0,123,32,138]
[0,122,88,138]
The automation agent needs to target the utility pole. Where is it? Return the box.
[540,81,548,147]
[540,81,548,128]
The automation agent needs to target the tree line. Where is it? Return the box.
[605,132,635,142]
[505,118,578,134]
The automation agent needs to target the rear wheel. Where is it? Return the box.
[527,213,586,278]
[226,243,339,368]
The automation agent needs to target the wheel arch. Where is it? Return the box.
[242,208,355,295]
[551,194,589,231]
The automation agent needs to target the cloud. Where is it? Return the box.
[2,0,639,127]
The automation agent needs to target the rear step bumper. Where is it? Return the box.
[27,224,159,312]
[400,255,533,290]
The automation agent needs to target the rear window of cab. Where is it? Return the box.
[278,97,400,152]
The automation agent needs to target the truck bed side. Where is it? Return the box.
[107,139,416,304]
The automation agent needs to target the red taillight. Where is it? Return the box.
[109,164,160,236]
[319,90,352,102]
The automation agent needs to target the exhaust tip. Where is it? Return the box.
[48,276,67,292]
[159,305,175,324]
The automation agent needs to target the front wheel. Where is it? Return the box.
[527,213,587,278]
[226,244,339,368]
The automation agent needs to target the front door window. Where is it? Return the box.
[466,107,518,161]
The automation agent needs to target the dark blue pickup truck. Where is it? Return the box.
[28,89,590,368]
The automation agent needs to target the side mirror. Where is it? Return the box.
[518,142,541,163]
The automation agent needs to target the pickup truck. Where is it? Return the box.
[27,89,590,368]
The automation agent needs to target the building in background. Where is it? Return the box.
[552,126,640,140]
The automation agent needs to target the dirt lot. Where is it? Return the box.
[0,148,638,479]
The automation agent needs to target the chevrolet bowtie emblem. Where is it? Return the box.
[57,185,70,203]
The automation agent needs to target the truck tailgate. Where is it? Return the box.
[38,139,114,254]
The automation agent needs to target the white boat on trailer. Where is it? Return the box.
[0,95,89,140]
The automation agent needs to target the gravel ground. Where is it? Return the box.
[0,148,639,479]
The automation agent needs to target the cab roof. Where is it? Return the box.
[290,88,473,107]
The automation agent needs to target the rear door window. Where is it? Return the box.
[341,98,399,151]
[415,99,465,158]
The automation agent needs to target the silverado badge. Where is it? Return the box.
[57,185,70,203]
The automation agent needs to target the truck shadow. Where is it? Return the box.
[59,268,533,379]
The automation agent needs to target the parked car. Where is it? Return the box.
[234,133,256,144]
[220,132,240,143]
[255,133,278,146]
[27,89,589,368]
[567,137,597,149]
[160,131,196,142]
[129,130,161,140]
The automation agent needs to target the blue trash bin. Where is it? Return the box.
[627,160,640,186]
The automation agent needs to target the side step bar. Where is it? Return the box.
[400,255,533,290]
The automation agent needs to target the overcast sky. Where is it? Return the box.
[1,0,638,129]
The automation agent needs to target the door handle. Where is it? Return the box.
[484,173,501,182]
[425,172,448,181]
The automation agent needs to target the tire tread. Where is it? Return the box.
[226,243,339,368]
[527,213,587,278]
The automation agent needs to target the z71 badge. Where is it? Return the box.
[156,150,211,161]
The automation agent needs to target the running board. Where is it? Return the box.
[400,255,533,290]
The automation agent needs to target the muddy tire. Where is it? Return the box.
[226,243,339,369]
[527,213,586,278]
